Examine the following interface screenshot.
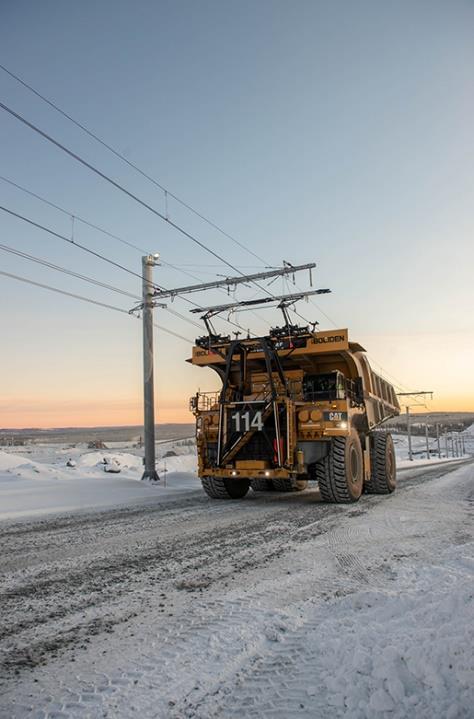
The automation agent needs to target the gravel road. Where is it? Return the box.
[1,458,472,718]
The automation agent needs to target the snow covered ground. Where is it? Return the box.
[0,427,472,521]
[0,435,472,718]
[0,439,200,520]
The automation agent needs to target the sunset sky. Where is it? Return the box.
[1,0,473,428]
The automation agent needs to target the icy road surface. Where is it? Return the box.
[0,460,473,719]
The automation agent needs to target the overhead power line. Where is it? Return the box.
[0,197,255,336]
[0,174,148,254]
[0,241,204,331]
[0,62,268,265]
[0,269,193,343]
[0,174,253,314]
[0,101,314,326]
[0,100,246,274]
[0,204,150,285]
[0,87,412,390]
[0,241,138,299]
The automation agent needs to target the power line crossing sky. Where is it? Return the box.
[1,0,473,426]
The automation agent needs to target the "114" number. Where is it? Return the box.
[231,410,263,433]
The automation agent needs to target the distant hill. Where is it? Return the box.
[0,424,195,445]
[386,412,474,431]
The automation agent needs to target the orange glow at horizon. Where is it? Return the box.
[0,398,194,429]
[1,331,473,429]
[1,393,473,429]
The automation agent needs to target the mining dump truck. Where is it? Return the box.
[188,295,400,503]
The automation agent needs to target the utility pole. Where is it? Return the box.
[436,424,441,459]
[406,406,413,461]
[444,431,449,458]
[141,254,162,481]
[425,424,430,460]
[397,392,433,462]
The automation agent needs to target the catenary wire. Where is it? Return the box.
[0,101,312,325]
[0,202,250,334]
[0,177,261,336]
[0,205,152,285]
[0,242,138,299]
[0,269,193,343]
[0,241,205,331]
[0,68,411,388]
[0,63,268,265]
[0,101,246,274]
[0,174,148,254]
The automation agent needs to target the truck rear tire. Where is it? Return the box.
[201,476,250,499]
[365,433,396,494]
[316,430,363,503]
[250,478,274,492]
[272,478,308,492]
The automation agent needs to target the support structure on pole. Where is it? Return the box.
[406,406,413,462]
[396,391,434,462]
[141,254,163,482]
[436,424,441,459]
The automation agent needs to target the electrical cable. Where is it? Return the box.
[0,174,148,254]
[0,62,268,265]
[0,269,193,343]
[0,205,151,285]
[1,68,413,388]
[0,178,260,336]
[0,240,204,331]
[0,242,138,299]
[0,101,246,274]
[0,101,312,325]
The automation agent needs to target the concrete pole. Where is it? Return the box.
[444,432,449,458]
[425,424,430,460]
[142,254,160,482]
[436,424,441,459]
[406,406,413,461]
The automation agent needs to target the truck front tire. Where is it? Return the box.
[316,430,363,503]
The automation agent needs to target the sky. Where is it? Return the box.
[0,0,473,427]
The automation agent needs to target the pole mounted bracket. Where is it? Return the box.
[129,301,167,315]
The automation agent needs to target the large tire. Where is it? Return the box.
[316,430,363,503]
[272,478,308,492]
[365,433,396,494]
[201,476,250,499]
[250,478,274,492]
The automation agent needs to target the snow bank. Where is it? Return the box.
[0,450,59,481]
[0,450,29,471]
[0,442,200,520]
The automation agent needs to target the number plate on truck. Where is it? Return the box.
[323,411,348,422]
[231,408,264,433]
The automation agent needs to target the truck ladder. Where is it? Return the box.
[219,400,275,465]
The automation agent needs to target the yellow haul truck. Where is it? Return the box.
[189,316,400,503]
